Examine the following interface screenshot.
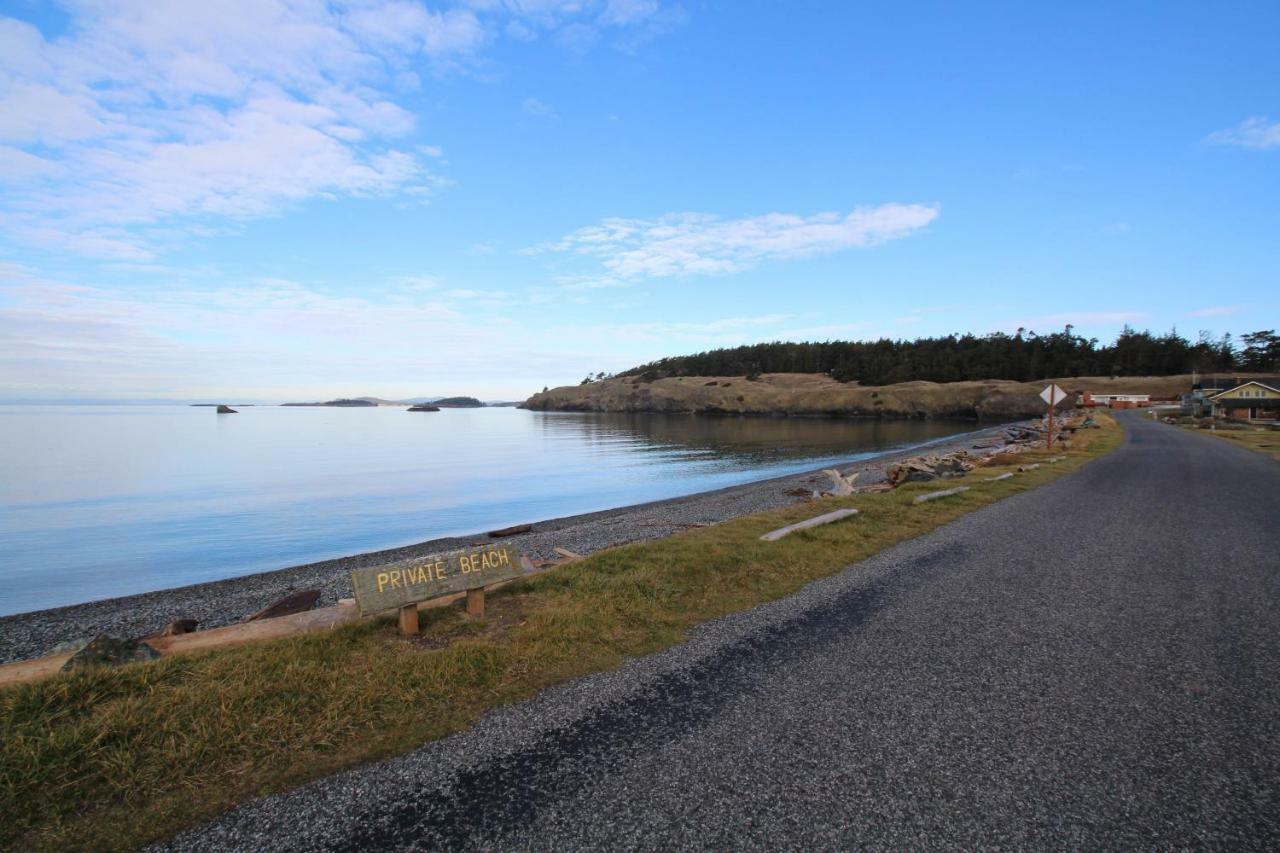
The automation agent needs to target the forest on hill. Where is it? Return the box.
[606,327,1279,386]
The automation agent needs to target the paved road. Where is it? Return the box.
[167,414,1280,851]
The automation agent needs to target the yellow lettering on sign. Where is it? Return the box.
[498,549,511,567]
[481,551,492,570]
[435,560,447,579]
[376,572,390,593]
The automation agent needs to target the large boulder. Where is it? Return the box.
[61,635,161,671]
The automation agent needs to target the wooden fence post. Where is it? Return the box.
[398,604,419,635]
[466,587,486,617]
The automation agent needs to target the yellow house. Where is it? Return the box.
[1210,380,1280,421]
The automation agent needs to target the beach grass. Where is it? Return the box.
[0,415,1121,852]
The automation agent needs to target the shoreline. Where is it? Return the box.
[0,420,1033,664]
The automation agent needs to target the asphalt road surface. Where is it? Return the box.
[166,414,1280,851]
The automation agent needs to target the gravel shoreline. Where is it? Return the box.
[0,420,1029,664]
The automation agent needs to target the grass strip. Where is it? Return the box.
[1184,424,1280,462]
[0,415,1121,851]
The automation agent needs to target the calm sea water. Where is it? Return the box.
[0,405,980,615]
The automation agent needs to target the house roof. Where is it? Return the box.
[1209,380,1280,400]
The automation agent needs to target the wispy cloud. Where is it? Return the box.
[0,1,681,260]
[537,204,940,280]
[1188,305,1241,318]
[1206,116,1280,150]
[0,266,574,398]
[478,0,680,53]
[522,96,558,118]
[560,313,791,345]
[0,2,473,259]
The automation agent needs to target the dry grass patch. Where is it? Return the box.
[0,416,1120,852]
[1192,425,1280,462]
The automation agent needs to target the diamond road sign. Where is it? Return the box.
[1040,384,1067,406]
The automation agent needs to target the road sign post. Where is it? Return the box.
[1040,384,1067,450]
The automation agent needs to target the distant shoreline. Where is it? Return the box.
[0,419,1032,664]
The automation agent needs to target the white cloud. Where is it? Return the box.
[0,0,681,260]
[600,0,661,26]
[522,96,558,118]
[393,274,442,291]
[0,267,570,398]
[555,22,601,54]
[442,288,513,300]
[1188,305,1241,318]
[0,2,465,259]
[560,313,791,345]
[539,204,940,279]
[0,145,62,180]
[1206,116,1280,150]
[556,274,631,291]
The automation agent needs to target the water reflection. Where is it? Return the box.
[0,406,981,614]
[534,411,971,467]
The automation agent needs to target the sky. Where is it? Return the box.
[0,1,1276,401]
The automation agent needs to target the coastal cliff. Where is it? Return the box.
[522,373,1195,420]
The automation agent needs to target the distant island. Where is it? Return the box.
[281,398,378,407]
[276,395,505,408]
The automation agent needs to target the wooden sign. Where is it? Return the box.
[351,544,526,619]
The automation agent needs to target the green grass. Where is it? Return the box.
[0,416,1122,851]
[1186,423,1280,462]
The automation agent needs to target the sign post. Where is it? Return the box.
[1040,384,1066,450]
[351,544,526,634]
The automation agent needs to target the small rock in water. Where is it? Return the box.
[216,405,238,414]
[61,635,161,671]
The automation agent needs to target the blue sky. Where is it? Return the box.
[0,1,1276,400]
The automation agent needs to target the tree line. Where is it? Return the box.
[603,327,1280,386]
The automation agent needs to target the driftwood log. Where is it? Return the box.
[489,523,532,538]
[822,469,856,497]
[760,508,859,542]
[244,589,321,622]
[912,486,971,505]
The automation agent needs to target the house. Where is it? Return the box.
[1209,380,1280,421]
[1079,392,1150,408]
[1181,375,1280,418]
